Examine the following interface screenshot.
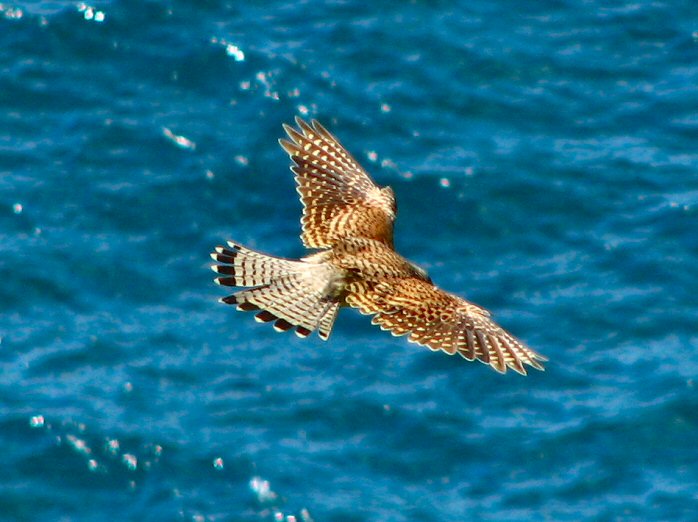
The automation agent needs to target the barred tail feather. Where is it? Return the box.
[210,241,341,340]
[211,241,300,287]
[317,302,340,340]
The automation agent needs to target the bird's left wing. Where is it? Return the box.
[346,277,546,375]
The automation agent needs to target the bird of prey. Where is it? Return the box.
[210,117,546,374]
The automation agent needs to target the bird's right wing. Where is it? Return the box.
[346,277,546,375]
[279,117,397,249]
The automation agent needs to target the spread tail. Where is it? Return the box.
[210,241,340,339]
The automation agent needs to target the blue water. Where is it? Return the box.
[2,1,697,520]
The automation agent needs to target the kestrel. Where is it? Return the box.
[210,117,546,374]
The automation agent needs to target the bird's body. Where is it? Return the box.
[211,118,546,375]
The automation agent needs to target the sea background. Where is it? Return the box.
[2,1,697,520]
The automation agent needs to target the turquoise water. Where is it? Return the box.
[2,1,697,520]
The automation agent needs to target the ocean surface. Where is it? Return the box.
[2,1,697,520]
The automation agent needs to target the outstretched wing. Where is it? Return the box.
[346,277,546,375]
[279,117,396,249]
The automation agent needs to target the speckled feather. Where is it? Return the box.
[365,277,545,374]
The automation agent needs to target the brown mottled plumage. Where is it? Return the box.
[211,117,546,374]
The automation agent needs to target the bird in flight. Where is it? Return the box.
[210,118,546,374]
